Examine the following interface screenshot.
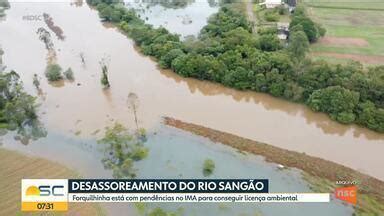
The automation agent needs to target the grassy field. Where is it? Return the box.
[303,0,384,65]
[304,0,384,10]
[0,148,105,216]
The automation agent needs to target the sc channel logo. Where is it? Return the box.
[22,179,68,202]
[25,185,65,196]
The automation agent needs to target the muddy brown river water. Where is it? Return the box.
[0,1,383,182]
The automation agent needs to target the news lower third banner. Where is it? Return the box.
[21,179,330,211]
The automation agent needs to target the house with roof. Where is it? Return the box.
[259,0,283,9]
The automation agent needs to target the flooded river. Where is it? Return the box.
[0,0,383,195]
[2,125,354,216]
[125,0,219,38]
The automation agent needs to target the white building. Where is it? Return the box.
[259,0,283,9]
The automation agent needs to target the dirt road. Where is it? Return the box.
[246,0,257,33]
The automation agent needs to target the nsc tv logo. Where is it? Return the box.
[21,179,68,212]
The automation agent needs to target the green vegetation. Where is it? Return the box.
[264,10,279,22]
[203,159,215,176]
[0,0,10,8]
[45,63,63,81]
[0,49,3,71]
[257,33,281,51]
[98,123,148,178]
[63,67,74,80]
[256,5,290,25]
[0,48,45,142]
[308,86,359,124]
[137,127,147,142]
[0,0,10,17]
[288,30,309,59]
[289,6,325,43]
[0,70,38,130]
[32,74,40,89]
[87,0,384,132]
[100,62,110,88]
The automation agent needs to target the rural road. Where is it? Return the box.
[246,0,257,33]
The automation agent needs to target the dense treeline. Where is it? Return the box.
[87,0,384,132]
[289,6,325,43]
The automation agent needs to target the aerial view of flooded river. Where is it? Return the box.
[0,1,382,215]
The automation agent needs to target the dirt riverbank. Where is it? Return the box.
[164,117,384,213]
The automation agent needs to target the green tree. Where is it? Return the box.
[283,81,304,101]
[45,64,62,81]
[290,7,324,43]
[110,10,122,22]
[288,30,309,59]
[0,70,39,132]
[159,49,185,68]
[307,86,359,124]
[257,34,281,51]
[356,101,384,132]
[266,69,285,97]
[254,73,267,92]
[290,15,318,42]
[299,61,333,98]
[99,5,113,21]
[98,123,148,179]
[264,10,279,22]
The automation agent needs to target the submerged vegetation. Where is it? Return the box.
[0,48,45,142]
[63,67,75,81]
[0,0,10,17]
[98,123,148,178]
[0,70,37,129]
[45,63,63,81]
[43,13,65,40]
[32,74,40,90]
[87,0,384,133]
[100,61,110,88]
[45,64,74,82]
[127,92,139,130]
[203,158,215,176]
